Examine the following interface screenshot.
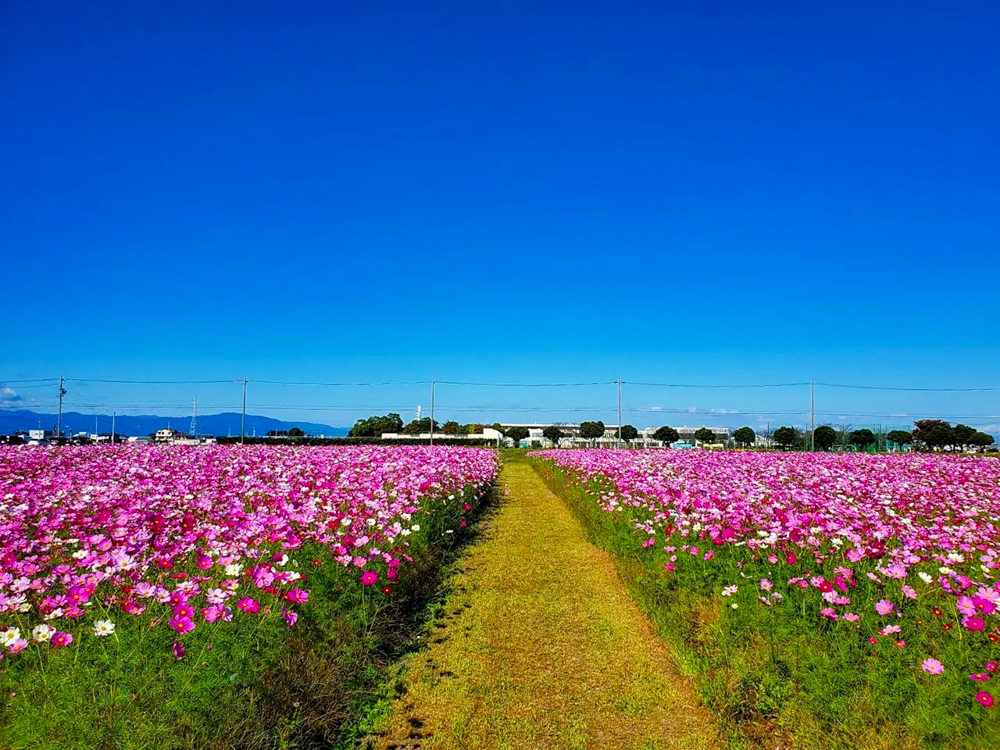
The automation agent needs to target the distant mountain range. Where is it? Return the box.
[0,409,348,438]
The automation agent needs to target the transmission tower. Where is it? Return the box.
[190,397,198,438]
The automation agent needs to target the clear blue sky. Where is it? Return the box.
[2,1,998,432]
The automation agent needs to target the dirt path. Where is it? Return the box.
[371,460,718,750]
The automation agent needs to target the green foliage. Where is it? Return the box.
[773,426,798,450]
[619,424,639,443]
[653,426,679,445]
[733,426,756,448]
[693,427,716,445]
[578,421,606,440]
[887,429,913,447]
[542,425,565,446]
[348,413,404,438]
[402,418,440,435]
[849,428,876,450]
[813,425,837,451]
[914,420,955,452]
[972,431,995,449]
[440,420,461,435]
[505,426,530,445]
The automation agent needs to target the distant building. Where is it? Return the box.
[154,428,196,444]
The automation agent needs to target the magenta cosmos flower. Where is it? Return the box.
[977,691,994,708]
[236,597,260,614]
[51,632,73,647]
[168,616,195,634]
[921,658,945,675]
[360,570,378,586]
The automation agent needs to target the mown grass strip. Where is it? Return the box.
[370,455,719,750]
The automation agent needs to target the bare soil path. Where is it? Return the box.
[371,460,719,750]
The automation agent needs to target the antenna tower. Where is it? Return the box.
[190,397,198,438]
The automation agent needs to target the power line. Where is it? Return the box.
[817,382,1000,392]
[625,381,810,388]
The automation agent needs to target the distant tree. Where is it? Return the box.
[287,427,305,437]
[913,420,954,452]
[953,424,978,451]
[579,421,606,442]
[773,426,798,450]
[542,425,565,446]
[887,430,913,449]
[653,426,679,445]
[813,425,837,451]
[403,418,439,435]
[619,424,639,443]
[505,426,530,445]
[441,421,461,435]
[733,426,756,448]
[849,429,877,451]
[972,431,996,450]
[694,427,716,445]
[350,413,404,437]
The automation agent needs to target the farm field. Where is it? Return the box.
[0,445,498,749]
[529,449,1000,749]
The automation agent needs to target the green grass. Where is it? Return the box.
[530,457,1000,750]
[0,483,496,750]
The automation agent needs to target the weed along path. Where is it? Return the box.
[372,460,718,750]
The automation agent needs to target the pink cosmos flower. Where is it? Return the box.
[201,605,223,623]
[282,608,298,627]
[760,579,773,592]
[236,597,260,614]
[169,616,195,634]
[875,600,894,616]
[957,596,977,616]
[977,691,994,708]
[196,555,213,570]
[989,662,998,673]
[901,585,917,600]
[284,588,309,604]
[921,658,945,675]
[172,641,185,660]
[360,571,378,586]
[964,616,986,632]
[970,674,991,682]
[51,632,72,647]
[7,639,28,654]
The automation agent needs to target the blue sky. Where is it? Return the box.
[2,1,998,432]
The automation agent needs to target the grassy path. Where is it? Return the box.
[371,460,718,750]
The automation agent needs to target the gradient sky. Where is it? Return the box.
[2,1,998,432]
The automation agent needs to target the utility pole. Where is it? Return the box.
[810,380,815,451]
[56,375,66,439]
[112,411,116,444]
[617,378,622,447]
[429,380,435,446]
[240,377,247,445]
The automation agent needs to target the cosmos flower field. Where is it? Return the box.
[531,449,1000,746]
[0,444,497,748]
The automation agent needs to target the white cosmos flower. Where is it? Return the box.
[918,572,933,584]
[721,585,739,597]
[0,628,21,646]
[92,619,115,637]
[225,563,243,577]
[411,524,420,532]
[32,624,55,642]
